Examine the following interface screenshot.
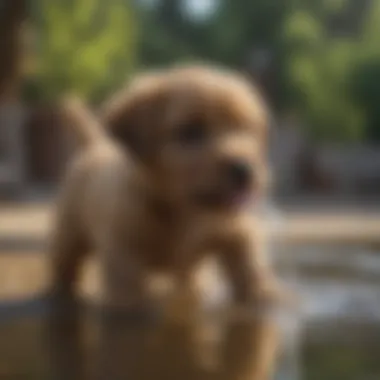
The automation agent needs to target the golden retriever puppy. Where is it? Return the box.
[49,65,277,315]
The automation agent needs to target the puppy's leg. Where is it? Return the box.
[99,245,153,319]
[49,206,90,299]
[218,232,279,309]
[49,171,90,300]
[169,237,205,323]
[168,269,201,324]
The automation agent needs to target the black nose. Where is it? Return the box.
[225,160,252,188]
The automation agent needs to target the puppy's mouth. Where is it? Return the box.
[191,161,262,209]
[193,186,256,209]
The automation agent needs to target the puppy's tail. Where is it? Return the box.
[60,96,106,146]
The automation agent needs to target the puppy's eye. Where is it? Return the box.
[175,121,207,146]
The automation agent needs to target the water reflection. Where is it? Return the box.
[46,307,86,380]
[44,306,280,380]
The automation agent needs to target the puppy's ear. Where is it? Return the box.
[102,75,167,161]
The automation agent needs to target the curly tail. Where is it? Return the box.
[60,96,106,146]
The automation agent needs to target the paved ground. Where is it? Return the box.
[1,202,49,236]
[2,200,380,246]
[1,200,380,302]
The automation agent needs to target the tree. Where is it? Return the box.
[0,0,29,195]
[132,0,379,142]
[136,0,293,107]
[283,3,364,141]
[33,0,136,102]
[137,0,206,66]
[349,0,380,142]
[0,0,27,101]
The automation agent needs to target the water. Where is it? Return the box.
[0,305,286,380]
[0,243,380,380]
[279,244,380,380]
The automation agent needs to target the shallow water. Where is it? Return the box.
[0,306,285,380]
[0,301,379,380]
[1,243,380,380]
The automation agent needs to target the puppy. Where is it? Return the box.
[49,65,277,315]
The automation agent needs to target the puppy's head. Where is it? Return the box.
[103,65,270,210]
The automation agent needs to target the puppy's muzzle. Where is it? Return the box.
[223,160,254,191]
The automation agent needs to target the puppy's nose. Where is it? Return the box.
[225,160,252,189]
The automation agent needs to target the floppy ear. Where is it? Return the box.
[102,75,167,161]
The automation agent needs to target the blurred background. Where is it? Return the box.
[1,1,380,379]
[2,0,380,199]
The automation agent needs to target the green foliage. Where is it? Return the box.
[27,0,380,142]
[137,0,380,143]
[35,0,136,102]
[284,7,364,141]
[349,1,380,141]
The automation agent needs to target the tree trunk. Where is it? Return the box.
[0,0,27,101]
[0,0,28,198]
